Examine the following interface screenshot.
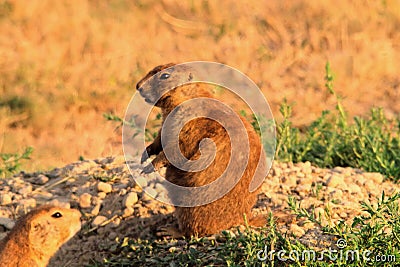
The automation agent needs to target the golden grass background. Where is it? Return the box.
[1,0,399,171]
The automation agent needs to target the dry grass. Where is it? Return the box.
[1,0,399,171]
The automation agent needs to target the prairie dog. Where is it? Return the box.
[137,63,266,237]
[0,205,81,267]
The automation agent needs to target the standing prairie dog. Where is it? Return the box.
[137,63,266,237]
[0,205,81,267]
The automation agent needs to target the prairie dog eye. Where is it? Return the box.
[51,212,63,218]
[160,73,170,80]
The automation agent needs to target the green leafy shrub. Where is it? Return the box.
[0,147,33,178]
[276,63,400,181]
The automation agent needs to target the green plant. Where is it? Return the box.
[0,0,13,19]
[93,192,400,266]
[276,62,400,181]
[0,146,33,178]
[288,191,400,266]
[104,112,161,142]
[311,182,324,200]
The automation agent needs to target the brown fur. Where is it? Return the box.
[0,205,81,267]
[137,63,266,237]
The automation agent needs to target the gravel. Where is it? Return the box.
[0,156,398,266]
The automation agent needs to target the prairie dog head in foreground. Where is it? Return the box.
[0,205,81,267]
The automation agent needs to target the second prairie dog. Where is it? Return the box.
[137,63,266,237]
[0,205,81,267]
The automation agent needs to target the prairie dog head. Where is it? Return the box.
[28,206,81,251]
[136,63,194,106]
[0,205,82,267]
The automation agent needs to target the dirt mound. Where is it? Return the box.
[0,156,398,266]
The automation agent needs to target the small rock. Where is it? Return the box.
[290,224,305,237]
[135,176,148,188]
[19,198,36,209]
[48,199,70,208]
[97,192,107,199]
[79,193,92,208]
[69,186,78,193]
[296,185,310,197]
[66,178,77,186]
[354,174,366,186]
[343,167,354,176]
[326,174,344,188]
[301,222,316,230]
[302,161,312,174]
[279,184,291,194]
[328,189,343,200]
[32,174,49,185]
[0,186,10,192]
[364,172,383,184]
[302,197,323,207]
[99,157,113,165]
[110,217,121,228]
[36,191,53,199]
[123,192,139,208]
[91,196,102,206]
[120,177,132,185]
[12,194,22,201]
[97,182,112,193]
[73,160,98,173]
[47,168,62,178]
[92,215,108,227]
[91,203,102,216]
[272,167,282,177]
[297,174,314,186]
[0,217,15,230]
[296,172,305,178]
[10,177,24,186]
[18,185,32,196]
[142,187,157,202]
[112,155,126,165]
[312,167,322,174]
[348,184,362,195]
[282,175,297,187]
[332,166,345,174]
[360,211,371,217]
[0,193,12,205]
[364,180,379,195]
[122,207,134,218]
